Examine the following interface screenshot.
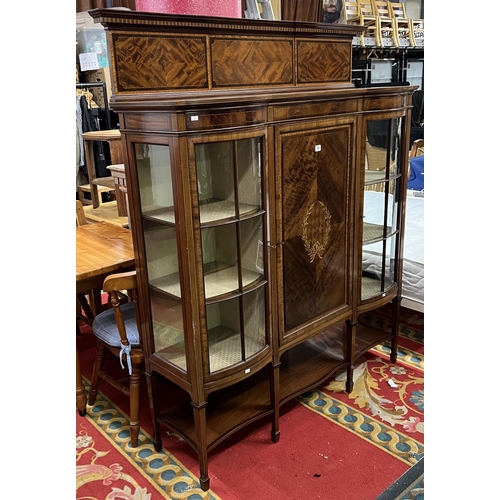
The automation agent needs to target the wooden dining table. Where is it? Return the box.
[76,220,135,415]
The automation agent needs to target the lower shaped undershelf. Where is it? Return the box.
[153,317,395,453]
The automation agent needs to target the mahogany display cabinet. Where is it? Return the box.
[90,8,416,491]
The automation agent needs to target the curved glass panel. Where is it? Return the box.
[144,220,181,297]
[195,139,262,223]
[236,137,262,213]
[195,135,267,374]
[196,141,237,223]
[240,216,265,285]
[383,234,397,292]
[150,290,186,370]
[135,143,186,371]
[201,224,239,298]
[136,144,175,222]
[206,286,266,373]
[361,118,402,301]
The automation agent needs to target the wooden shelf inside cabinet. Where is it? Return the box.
[353,322,394,361]
[142,208,176,225]
[279,324,349,406]
[156,370,272,452]
[142,203,263,226]
[150,268,265,301]
[203,265,264,300]
[363,222,393,243]
[150,274,182,298]
[199,200,261,225]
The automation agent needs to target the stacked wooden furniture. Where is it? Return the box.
[343,0,424,48]
[344,0,384,47]
[387,1,413,48]
[90,8,416,491]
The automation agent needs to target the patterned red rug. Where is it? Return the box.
[76,306,423,499]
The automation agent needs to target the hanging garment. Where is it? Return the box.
[76,96,85,167]
[80,95,110,178]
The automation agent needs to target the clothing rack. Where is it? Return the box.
[76,82,111,130]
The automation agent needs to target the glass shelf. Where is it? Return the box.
[199,200,261,225]
[362,222,392,243]
[142,200,261,226]
[364,169,386,184]
[203,263,263,299]
[143,206,176,224]
[361,275,382,300]
[150,273,182,298]
[149,263,265,301]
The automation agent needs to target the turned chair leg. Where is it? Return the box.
[76,347,87,416]
[129,364,141,447]
[88,340,106,406]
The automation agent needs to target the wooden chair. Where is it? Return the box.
[78,183,115,207]
[87,271,144,447]
[410,17,424,48]
[343,0,381,47]
[387,1,413,48]
[76,199,87,227]
[79,129,128,217]
[370,0,399,47]
[409,139,424,158]
[76,200,98,323]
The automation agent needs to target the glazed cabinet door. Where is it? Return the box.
[276,119,355,347]
[130,140,189,374]
[359,115,405,303]
[188,131,271,381]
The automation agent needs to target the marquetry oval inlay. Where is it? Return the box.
[301,201,332,263]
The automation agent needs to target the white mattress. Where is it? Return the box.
[362,191,424,306]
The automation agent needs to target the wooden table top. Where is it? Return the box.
[76,221,135,283]
[83,201,129,228]
[82,129,121,141]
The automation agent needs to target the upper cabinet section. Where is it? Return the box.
[89,9,365,95]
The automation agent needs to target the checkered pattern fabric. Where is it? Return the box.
[93,302,140,347]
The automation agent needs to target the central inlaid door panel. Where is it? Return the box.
[276,121,354,346]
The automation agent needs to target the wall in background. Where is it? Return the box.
[135,0,241,17]
[404,0,423,19]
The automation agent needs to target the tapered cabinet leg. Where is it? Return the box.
[391,297,402,364]
[192,401,210,491]
[345,319,357,394]
[145,371,163,452]
[270,362,280,443]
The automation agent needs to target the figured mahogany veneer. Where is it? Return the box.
[89,9,415,492]
[91,9,365,96]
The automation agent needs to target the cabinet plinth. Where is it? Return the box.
[91,8,415,491]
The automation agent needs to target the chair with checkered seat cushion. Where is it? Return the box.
[87,270,144,447]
